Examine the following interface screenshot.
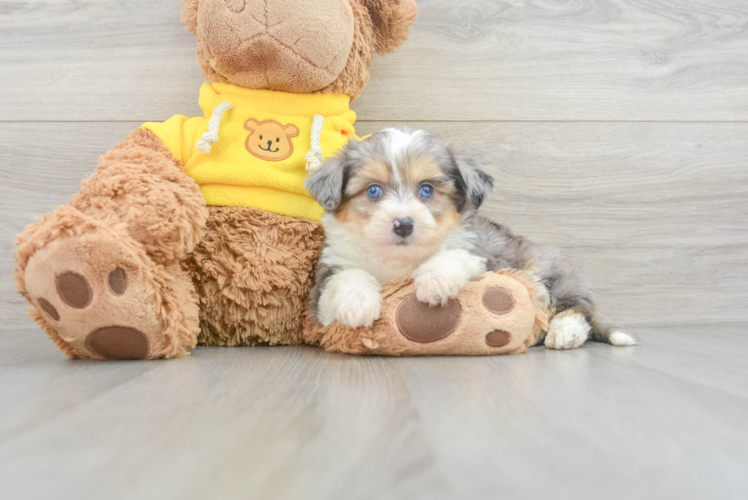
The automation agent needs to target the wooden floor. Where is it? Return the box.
[1,0,747,498]
[1,324,747,500]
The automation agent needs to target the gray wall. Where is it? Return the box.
[2,0,746,329]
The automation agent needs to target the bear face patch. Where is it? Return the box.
[244,119,300,162]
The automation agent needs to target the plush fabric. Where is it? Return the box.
[71,128,209,266]
[184,206,324,346]
[194,0,355,93]
[143,83,356,221]
[304,270,549,356]
[184,0,418,99]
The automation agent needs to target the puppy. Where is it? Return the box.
[305,129,635,349]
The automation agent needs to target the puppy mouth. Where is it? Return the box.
[392,235,413,246]
[258,145,280,153]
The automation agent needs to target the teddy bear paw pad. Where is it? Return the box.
[85,326,150,360]
[396,295,462,343]
[56,272,93,308]
[485,329,512,348]
[482,286,515,315]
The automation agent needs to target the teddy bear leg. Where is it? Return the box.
[14,128,206,359]
[184,207,325,346]
[72,128,208,264]
[15,206,199,359]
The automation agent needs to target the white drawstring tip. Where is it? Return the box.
[305,150,323,172]
[196,102,234,154]
[196,132,217,154]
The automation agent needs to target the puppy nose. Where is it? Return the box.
[393,218,414,237]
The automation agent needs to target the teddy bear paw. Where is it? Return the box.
[391,272,540,355]
[21,218,196,360]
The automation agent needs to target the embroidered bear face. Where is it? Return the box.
[244,119,300,162]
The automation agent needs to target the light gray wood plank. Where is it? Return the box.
[3,121,745,329]
[2,0,748,122]
[617,322,748,400]
[0,325,747,500]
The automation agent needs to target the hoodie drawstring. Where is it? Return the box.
[196,101,234,154]
[305,115,325,172]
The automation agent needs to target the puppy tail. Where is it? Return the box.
[589,319,637,347]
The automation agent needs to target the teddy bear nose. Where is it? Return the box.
[199,0,354,92]
[393,218,415,237]
[267,140,273,147]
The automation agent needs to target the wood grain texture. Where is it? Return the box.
[2,0,748,121]
[0,325,747,500]
[2,121,746,330]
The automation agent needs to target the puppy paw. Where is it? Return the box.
[318,269,382,328]
[333,291,382,329]
[413,250,486,307]
[545,312,590,350]
[414,269,465,306]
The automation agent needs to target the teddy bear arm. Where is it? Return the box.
[71,128,208,265]
[305,271,548,356]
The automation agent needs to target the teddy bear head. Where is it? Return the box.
[181,0,418,99]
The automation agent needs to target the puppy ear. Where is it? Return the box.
[359,0,419,55]
[448,146,494,210]
[305,153,349,212]
[284,124,300,138]
[244,119,260,133]
[181,0,200,35]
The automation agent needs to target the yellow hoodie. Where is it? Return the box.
[143,82,356,221]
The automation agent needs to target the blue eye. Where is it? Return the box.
[419,184,435,199]
[367,184,383,199]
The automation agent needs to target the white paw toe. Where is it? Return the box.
[414,272,463,307]
[327,284,382,329]
[335,294,381,329]
[545,314,590,350]
[318,270,382,329]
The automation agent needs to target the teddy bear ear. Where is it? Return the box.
[181,0,200,35]
[284,124,300,138]
[359,0,419,56]
[245,119,260,133]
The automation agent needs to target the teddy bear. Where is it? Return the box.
[14,0,420,360]
[15,0,546,361]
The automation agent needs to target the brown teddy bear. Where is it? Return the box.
[14,0,420,360]
[14,0,545,360]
